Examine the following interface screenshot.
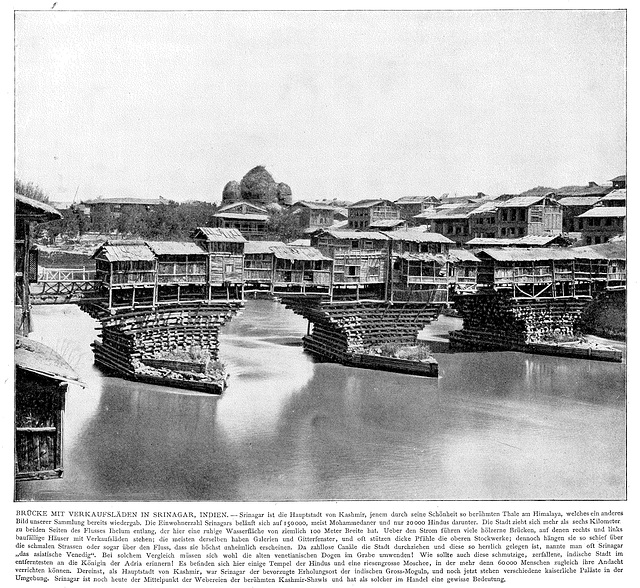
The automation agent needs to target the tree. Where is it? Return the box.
[15,179,50,203]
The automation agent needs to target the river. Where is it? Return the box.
[16,300,625,502]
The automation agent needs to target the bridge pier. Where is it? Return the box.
[448,292,621,362]
[283,298,440,376]
[82,302,243,393]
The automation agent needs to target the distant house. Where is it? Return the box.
[558,196,603,233]
[212,201,269,238]
[598,189,626,207]
[290,201,345,232]
[575,208,626,245]
[468,201,500,239]
[610,175,626,190]
[80,196,168,222]
[416,204,478,247]
[347,199,400,230]
[394,196,439,225]
[494,193,562,238]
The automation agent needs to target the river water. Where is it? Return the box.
[17,300,625,502]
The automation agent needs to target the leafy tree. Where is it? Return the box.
[15,179,50,203]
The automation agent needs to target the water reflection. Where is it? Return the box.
[17,300,625,501]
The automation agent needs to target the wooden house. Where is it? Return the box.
[15,336,82,480]
[191,227,246,299]
[146,241,208,303]
[290,201,345,232]
[417,203,478,247]
[92,241,157,309]
[447,249,481,294]
[494,193,562,238]
[610,175,626,190]
[598,189,626,207]
[212,202,269,238]
[347,199,400,230]
[394,195,439,225]
[390,253,449,303]
[15,194,62,334]
[557,196,603,232]
[270,246,333,294]
[475,248,597,298]
[243,241,286,289]
[384,229,454,256]
[574,208,626,245]
[79,196,167,223]
[312,229,390,300]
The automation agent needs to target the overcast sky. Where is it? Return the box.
[15,10,626,203]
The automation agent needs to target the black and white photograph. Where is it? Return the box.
[13,6,626,505]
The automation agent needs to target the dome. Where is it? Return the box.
[222,180,241,203]
[240,166,278,205]
[276,182,293,206]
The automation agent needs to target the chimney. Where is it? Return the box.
[588,182,598,188]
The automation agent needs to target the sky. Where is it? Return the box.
[14,10,626,204]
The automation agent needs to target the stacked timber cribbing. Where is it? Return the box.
[88,302,242,379]
[283,298,439,358]
[450,293,591,351]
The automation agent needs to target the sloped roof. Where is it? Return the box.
[599,189,626,201]
[217,201,268,214]
[610,175,626,182]
[15,336,82,386]
[577,207,626,218]
[383,229,454,244]
[146,241,206,256]
[292,201,342,211]
[399,252,447,264]
[212,212,269,221]
[558,196,603,207]
[571,241,626,260]
[447,249,480,263]
[271,246,331,262]
[92,241,156,262]
[478,248,578,262]
[288,238,312,247]
[348,199,396,209]
[369,219,406,228]
[416,204,478,219]
[394,195,438,205]
[15,193,63,221]
[318,229,390,241]
[496,195,556,208]
[193,227,247,242]
[467,235,567,247]
[468,201,499,215]
[243,240,286,254]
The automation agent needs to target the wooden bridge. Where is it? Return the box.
[30,267,102,305]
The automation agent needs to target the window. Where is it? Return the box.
[347,266,360,276]
[225,264,234,274]
[364,240,374,249]
[351,240,360,249]
[594,236,601,244]
[518,227,525,236]
[518,209,526,222]
[501,228,507,236]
